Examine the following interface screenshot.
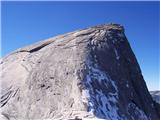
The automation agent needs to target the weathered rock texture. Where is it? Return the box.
[0,24,160,120]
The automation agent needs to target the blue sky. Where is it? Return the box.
[1,1,159,90]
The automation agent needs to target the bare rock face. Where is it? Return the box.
[0,24,159,120]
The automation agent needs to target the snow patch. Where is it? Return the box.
[95,90,120,120]
[82,89,90,103]
[81,59,125,119]
[126,84,129,88]
[114,48,120,60]
[126,81,129,88]
[128,102,150,120]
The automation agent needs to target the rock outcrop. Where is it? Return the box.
[0,24,159,120]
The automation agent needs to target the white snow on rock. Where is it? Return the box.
[126,81,129,88]
[82,89,90,104]
[126,84,129,88]
[114,48,120,60]
[81,58,125,120]
[95,90,120,120]
[128,102,150,120]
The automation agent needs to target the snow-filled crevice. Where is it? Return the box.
[81,58,125,120]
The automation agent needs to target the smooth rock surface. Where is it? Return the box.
[0,24,160,120]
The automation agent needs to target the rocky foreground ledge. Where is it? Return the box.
[0,24,160,120]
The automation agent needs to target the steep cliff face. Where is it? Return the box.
[0,24,159,120]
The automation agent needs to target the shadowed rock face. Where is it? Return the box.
[0,24,159,120]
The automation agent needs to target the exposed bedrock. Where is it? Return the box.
[0,24,159,120]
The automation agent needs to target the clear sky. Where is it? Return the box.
[1,1,159,91]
